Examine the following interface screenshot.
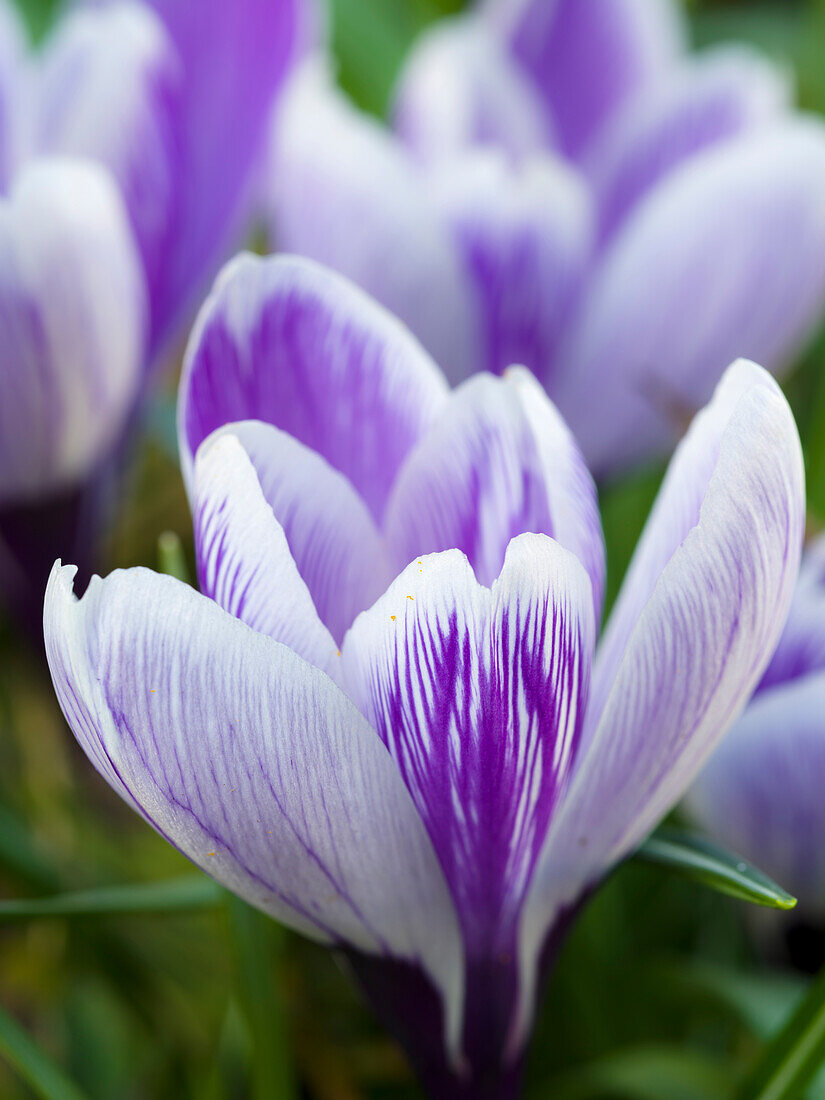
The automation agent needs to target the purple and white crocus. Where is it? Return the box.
[0,0,305,622]
[268,0,825,475]
[46,255,805,1098]
[687,537,825,916]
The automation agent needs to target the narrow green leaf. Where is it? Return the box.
[157,531,191,585]
[634,828,797,910]
[227,897,296,1100]
[0,875,223,922]
[0,1001,90,1100]
[741,964,825,1100]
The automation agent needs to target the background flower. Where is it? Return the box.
[266,0,825,474]
[686,537,825,915]
[0,0,308,624]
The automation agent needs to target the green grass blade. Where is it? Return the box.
[0,875,223,922]
[634,828,797,910]
[0,1002,89,1100]
[227,897,296,1100]
[157,531,192,585]
[741,965,825,1100]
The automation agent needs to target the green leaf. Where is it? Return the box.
[0,875,223,922]
[227,897,296,1100]
[0,1001,90,1100]
[634,828,797,910]
[548,1044,733,1100]
[741,964,825,1100]
[157,531,192,585]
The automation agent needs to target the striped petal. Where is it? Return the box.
[33,2,178,334]
[193,423,391,656]
[586,46,790,241]
[45,561,465,1059]
[555,120,825,473]
[179,253,449,523]
[383,369,604,620]
[487,0,686,158]
[393,15,552,163]
[267,61,478,384]
[514,359,805,1051]
[341,535,593,1063]
[430,151,592,383]
[0,158,146,502]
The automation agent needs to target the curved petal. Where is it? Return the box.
[393,15,553,163]
[178,252,450,523]
[486,0,686,158]
[0,158,146,502]
[514,360,804,1053]
[341,535,593,1059]
[686,672,825,913]
[194,423,391,653]
[555,120,825,474]
[44,561,465,1059]
[383,370,604,620]
[586,46,791,241]
[266,61,478,384]
[33,2,179,333]
[430,151,593,382]
[142,0,304,351]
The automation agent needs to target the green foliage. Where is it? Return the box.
[635,829,798,911]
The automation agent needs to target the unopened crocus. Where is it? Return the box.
[45,255,805,1097]
[687,538,825,915]
[267,0,825,474]
[0,158,145,623]
[0,0,308,622]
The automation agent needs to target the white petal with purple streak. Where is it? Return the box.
[514,360,805,1052]
[33,2,179,320]
[486,0,686,158]
[383,370,604,617]
[429,151,592,382]
[0,158,146,501]
[267,60,478,384]
[194,422,391,653]
[341,535,594,964]
[45,562,465,1057]
[586,46,790,241]
[555,120,825,473]
[179,253,450,523]
[393,15,553,162]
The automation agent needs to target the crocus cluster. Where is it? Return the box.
[267,0,825,475]
[0,0,306,621]
[687,538,825,915]
[46,254,805,1098]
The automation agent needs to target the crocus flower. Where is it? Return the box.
[0,0,308,622]
[266,0,825,474]
[687,537,825,915]
[4,0,309,355]
[0,157,145,624]
[45,254,805,1097]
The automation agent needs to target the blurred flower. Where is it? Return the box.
[0,158,145,624]
[687,537,825,914]
[0,0,308,624]
[46,254,804,1098]
[266,0,825,475]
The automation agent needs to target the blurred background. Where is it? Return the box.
[4,1,825,1097]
